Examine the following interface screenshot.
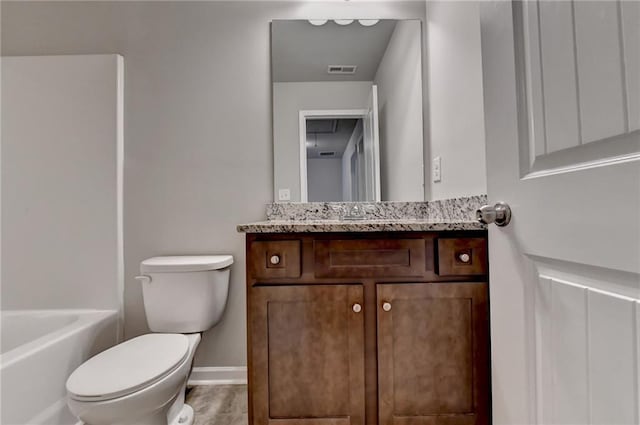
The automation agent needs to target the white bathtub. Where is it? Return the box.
[0,310,119,425]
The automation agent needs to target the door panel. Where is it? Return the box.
[480,1,640,423]
[377,283,489,425]
[536,0,580,153]
[535,278,589,425]
[587,291,638,424]
[536,277,640,424]
[573,1,626,143]
[621,0,640,131]
[250,285,365,425]
[520,0,639,174]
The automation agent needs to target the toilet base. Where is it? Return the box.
[75,403,194,425]
[170,404,194,425]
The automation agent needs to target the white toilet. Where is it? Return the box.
[66,255,233,425]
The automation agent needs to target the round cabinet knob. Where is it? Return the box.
[459,253,471,263]
[352,303,362,313]
[382,302,392,312]
[269,255,281,265]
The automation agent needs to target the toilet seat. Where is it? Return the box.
[66,334,189,402]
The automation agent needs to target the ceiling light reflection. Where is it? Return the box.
[358,19,379,27]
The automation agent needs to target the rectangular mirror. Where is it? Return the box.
[272,19,425,202]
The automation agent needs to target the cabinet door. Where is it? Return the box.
[250,285,365,425]
[377,283,489,425]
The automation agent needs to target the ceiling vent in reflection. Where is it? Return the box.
[327,65,357,75]
[319,151,336,157]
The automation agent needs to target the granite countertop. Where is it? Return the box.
[237,218,486,233]
[237,195,487,233]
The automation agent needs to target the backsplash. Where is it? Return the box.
[265,195,487,222]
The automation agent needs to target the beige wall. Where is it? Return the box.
[1,1,427,367]
[426,1,487,200]
[2,55,123,314]
[273,81,372,202]
[375,20,425,201]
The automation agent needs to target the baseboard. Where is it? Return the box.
[188,366,247,386]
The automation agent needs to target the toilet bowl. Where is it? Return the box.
[67,333,200,425]
[66,255,233,425]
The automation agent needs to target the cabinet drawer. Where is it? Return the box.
[249,240,301,279]
[437,238,487,276]
[314,239,425,278]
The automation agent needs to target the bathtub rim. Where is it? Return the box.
[0,309,120,369]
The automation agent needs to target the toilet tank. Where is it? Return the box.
[138,255,233,333]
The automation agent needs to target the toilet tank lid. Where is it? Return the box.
[141,255,233,273]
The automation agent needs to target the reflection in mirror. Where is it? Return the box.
[272,19,425,202]
[305,115,377,202]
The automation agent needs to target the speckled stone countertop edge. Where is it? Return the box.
[236,219,487,233]
[238,195,487,233]
[265,195,487,221]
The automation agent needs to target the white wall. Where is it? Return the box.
[307,158,343,202]
[1,1,427,368]
[273,81,372,201]
[1,55,123,314]
[426,1,487,200]
[374,20,425,201]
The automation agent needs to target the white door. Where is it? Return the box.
[363,84,381,201]
[480,1,640,424]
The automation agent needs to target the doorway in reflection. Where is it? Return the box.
[306,118,359,202]
[301,86,380,203]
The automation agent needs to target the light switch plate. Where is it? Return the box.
[433,157,442,182]
[278,188,291,201]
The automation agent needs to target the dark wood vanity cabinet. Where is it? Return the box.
[246,232,490,425]
[377,283,489,425]
[250,284,366,425]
